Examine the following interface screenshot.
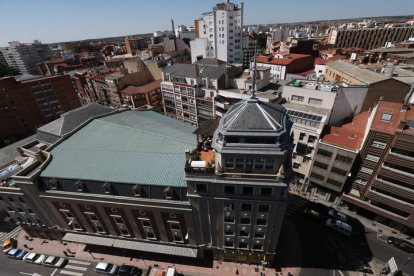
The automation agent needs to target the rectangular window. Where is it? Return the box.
[264,159,275,170]
[225,158,234,168]
[365,154,380,162]
[256,219,267,226]
[224,216,235,223]
[291,95,304,102]
[371,140,386,149]
[242,186,253,195]
[355,178,367,185]
[253,243,263,250]
[254,159,264,169]
[224,186,235,194]
[308,98,322,105]
[239,242,248,249]
[224,241,234,247]
[261,187,272,196]
[196,183,207,193]
[240,217,251,224]
[235,158,245,169]
[313,161,328,170]
[331,167,347,176]
[336,154,353,163]
[310,172,324,181]
[327,178,343,187]
[317,149,333,158]
[360,167,374,174]
[241,203,252,211]
[258,204,269,212]
[381,113,392,121]
[299,132,306,141]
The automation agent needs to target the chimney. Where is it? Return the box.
[171,19,177,51]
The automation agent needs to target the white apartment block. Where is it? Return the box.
[0,41,52,75]
[191,1,243,63]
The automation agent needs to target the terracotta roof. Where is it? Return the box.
[314,58,327,65]
[371,101,414,135]
[296,69,315,77]
[121,80,161,95]
[322,111,371,151]
[254,54,311,66]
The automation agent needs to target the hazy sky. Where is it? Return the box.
[1,0,413,46]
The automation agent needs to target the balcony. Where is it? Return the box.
[215,101,230,109]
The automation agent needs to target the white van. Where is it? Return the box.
[326,219,352,236]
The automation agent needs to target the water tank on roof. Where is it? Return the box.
[305,83,318,90]
[293,80,302,87]
[320,84,333,92]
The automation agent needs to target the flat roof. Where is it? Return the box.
[40,111,197,187]
[327,60,388,85]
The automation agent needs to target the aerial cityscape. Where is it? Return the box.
[1,1,414,276]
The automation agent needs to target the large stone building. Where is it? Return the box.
[342,101,414,233]
[191,1,243,63]
[0,96,293,264]
[329,26,414,50]
[325,60,412,112]
[0,41,53,75]
[0,75,80,141]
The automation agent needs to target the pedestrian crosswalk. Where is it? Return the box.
[0,226,21,242]
[59,259,92,276]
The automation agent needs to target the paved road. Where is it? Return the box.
[281,197,413,275]
[365,230,414,273]
[0,254,96,276]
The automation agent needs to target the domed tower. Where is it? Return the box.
[186,95,294,264]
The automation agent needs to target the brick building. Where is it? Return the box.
[0,75,80,141]
[253,54,315,80]
[121,80,162,111]
[342,101,414,233]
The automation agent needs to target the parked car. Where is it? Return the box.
[2,237,17,254]
[328,210,348,222]
[7,248,28,260]
[23,252,47,264]
[387,237,414,254]
[303,208,320,219]
[95,262,119,275]
[326,219,352,236]
[42,255,68,268]
[117,265,142,276]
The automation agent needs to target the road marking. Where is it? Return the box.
[336,270,345,276]
[67,260,91,265]
[50,268,58,276]
[59,271,83,276]
[19,273,33,276]
[63,265,88,271]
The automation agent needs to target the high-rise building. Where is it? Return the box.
[0,41,53,75]
[0,75,80,141]
[342,101,414,233]
[191,1,243,63]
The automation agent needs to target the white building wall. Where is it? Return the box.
[251,62,286,79]
[282,85,337,110]
[330,86,369,125]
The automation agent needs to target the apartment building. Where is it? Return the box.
[0,41,52,75]
[124,36,148,54]
[191,1,243,63]
[325,60,411,112]
[342,101,414,233]
[0,75,80,141]
[161,58,237,126]
[329,26,414,50]
[0,97,293,265]
[308,112,370,203]
[121,80,162,111]
[253,54,315,80]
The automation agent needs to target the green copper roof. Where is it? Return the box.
[41,111,197,187]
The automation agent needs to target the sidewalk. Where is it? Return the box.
[16,229,300,276]
[289,188,412,240]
